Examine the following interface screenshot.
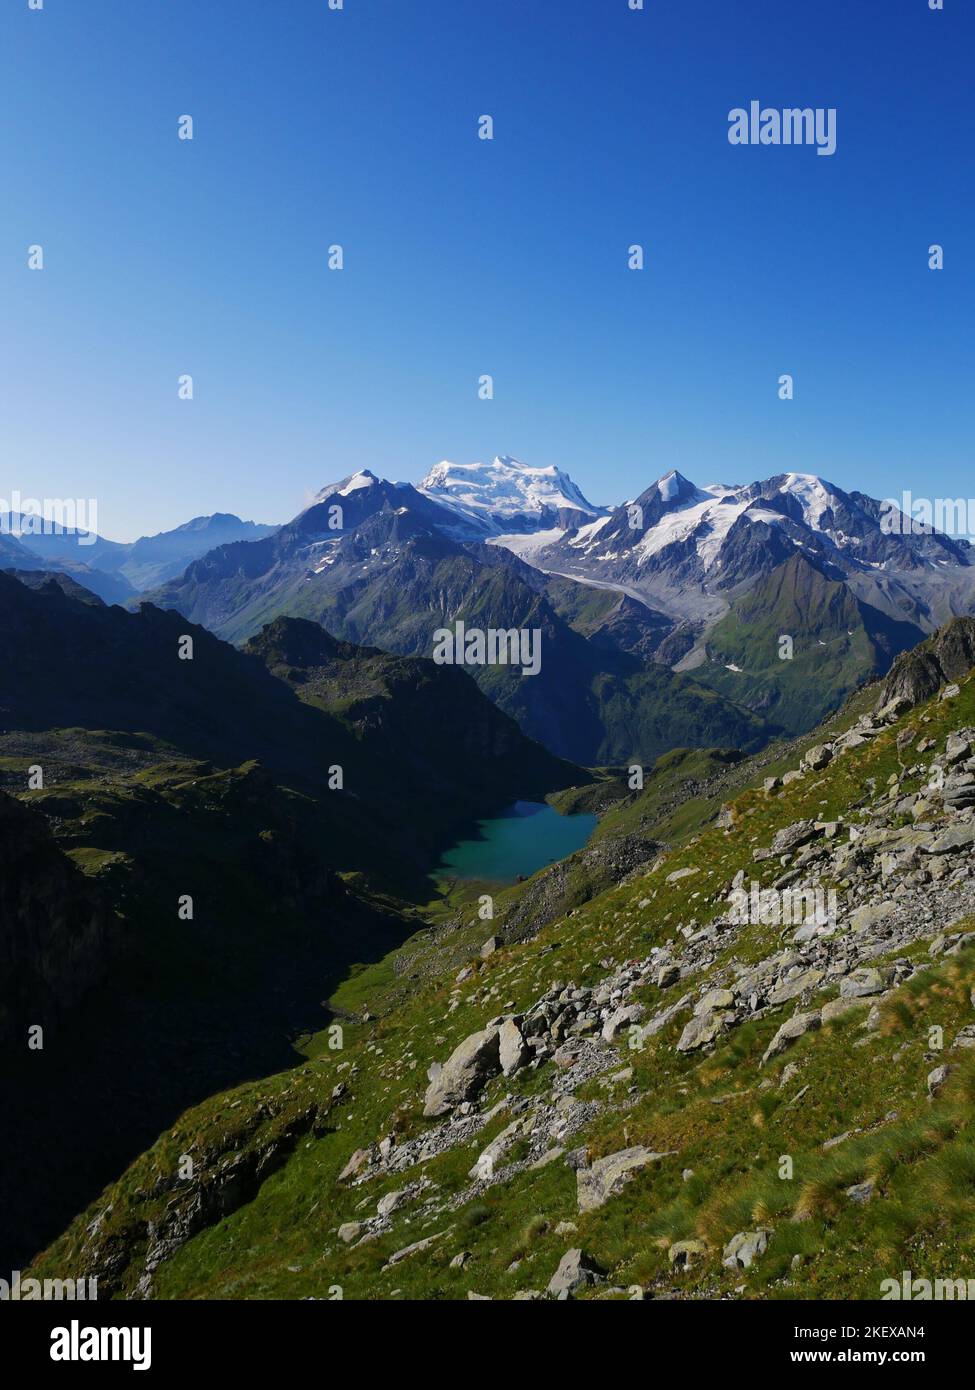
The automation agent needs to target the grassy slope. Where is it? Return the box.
[30,671,975,1300]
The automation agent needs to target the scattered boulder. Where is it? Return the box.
[498,1018,529,1076]
[338,1147,372,1182]
[602,1003,646,1043]
[803,744,834,771]
[677,1009,732,1053]
[771,821,820,856]
[923,824,975,856]
[377,1188,410,1218]
[385,1228,451,1267]
[422,1027,501,1117]
[722,1228,771,1270]
[761,1010,821,1067]
[577,1146,674,1213]
[927,1064,952,1097]
[546,1248,602,1298]
[469,1116,530,1180]
[850,902,897,935]
[668,1239,707,1270]
[666,866,699,885]
[768,969,824,1006]
[695,988,735,1015]
[840,967,891,999]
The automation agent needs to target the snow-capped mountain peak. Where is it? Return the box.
[314,469,382,502]
[656,469,695,503]
[773,472,843,528]
[418,455,603,535]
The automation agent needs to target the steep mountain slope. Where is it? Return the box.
[690,553,925,732]
[32,619,975,1301]
[0,790,118,1044]
[0,569,583,1269]
[542,575,672,662]
[874,616,975,710]
[0,571,578,876]
[245,616,584,832]
[0,530,43,567]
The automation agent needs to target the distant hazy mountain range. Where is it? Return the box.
[0,512,275,604]
[13,456,975,760]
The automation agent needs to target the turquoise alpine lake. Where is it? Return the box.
[435,800,597,884]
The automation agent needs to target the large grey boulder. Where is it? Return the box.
[850,902,898,935]
[722,1228,771,1269]
[761,1010,821,1067]
[840,967,891,999]
[546,1248,602,1298]
[803,744,834,771]
[602,1003,646,1043]
[422,1027,501,1117]
[771,821,820,856]
[576,1146,674,1213]
[923,824,975,856]
[677,1009,732,1052]
[498,1018,529,1076]
[642,992,694,1038]
[694,988,735,1015]
[768,968,824,1006]
[468,1116,531,1180]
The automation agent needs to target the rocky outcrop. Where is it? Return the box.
[875,617,975,713]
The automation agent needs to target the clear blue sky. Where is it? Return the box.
[1,0,971,540]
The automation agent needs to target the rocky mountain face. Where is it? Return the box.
[874,616,975,711]
[30,614,975,1301]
